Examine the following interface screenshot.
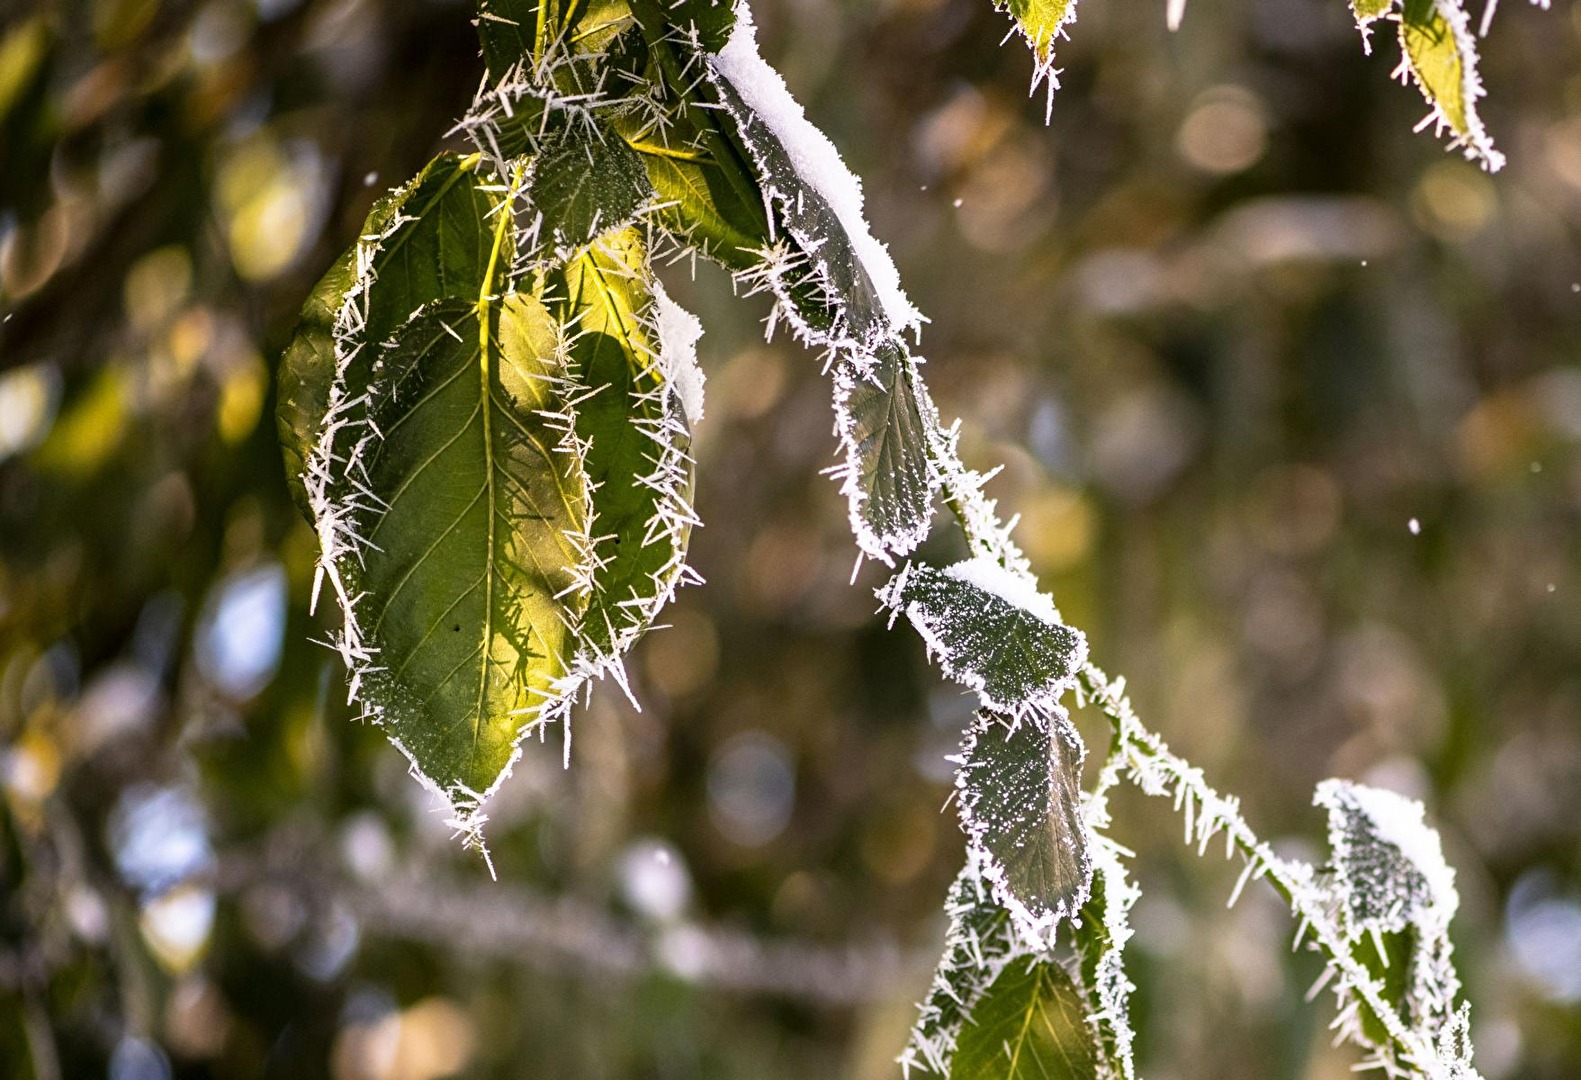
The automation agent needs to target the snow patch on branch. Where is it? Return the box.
[710,3,924,337]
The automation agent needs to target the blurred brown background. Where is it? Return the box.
[1,0,1578,1074]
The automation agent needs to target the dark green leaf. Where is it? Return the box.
[889,563,1087,712]
[706,74,889,347]
[529,127,654,252]
[837,347,934,559]
[959,709,1091,931]
[950,959,1100,1080]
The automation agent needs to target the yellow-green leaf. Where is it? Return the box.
[1397,0,1503,169]
[339,296,589,799]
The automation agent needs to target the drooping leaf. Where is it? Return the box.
[885,561,1087,713]
[1397,0,1502,169]
[529,127,654,252]
[332,296,589,800]
[277,153,499,518]
[1000,0,1077,71]
[834,346,935,561]
[553,228,697,657]
[949,958,1101,1080]
[958,708,1092,936]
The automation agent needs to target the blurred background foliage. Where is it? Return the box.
[0,0,1578,1074]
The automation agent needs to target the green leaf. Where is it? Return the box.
[888,563,1087,713]
[950,959,1100,1080]
[616,118,769,269]
[1397,0,1502,169]
[277,152,500,518]
[1003,0,1076,60]
[276,249,353,519]
[1350,0,1392,23]
[553,228,695,656]
[339,296,589,799]
[360,154,502,345]
[663,0,736,53]
[959,709,1091,933]
[476,0,538,82]
[904,866,1022,1077]
[836,347,935,560]
[529,127,654,251]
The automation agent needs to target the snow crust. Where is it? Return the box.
[652,280,706,426]
[945,555,1060,626]
[711,5,924,336]
[1334,781,1458,922]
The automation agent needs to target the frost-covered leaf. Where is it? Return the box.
[1351,0,1392,22]
[327,296,589,802]
[902,866,1027,1077]
[1068,840,1139,1080]
[358,155,505,344]
[834,348,935,562]
[949,957,1100,1080]
[1396,0,1503,170]
[612,107,769,269]
[529,127,654,252]
[1314,780,1471,1046]
[883,559,1086,714]
[278,153,496,518]
[703,4,923,349]
[957,708,1092,939]
[277,249,354,519]
[993,0,1077,96]
[553,228,699,659]
[1316,780,1456,937]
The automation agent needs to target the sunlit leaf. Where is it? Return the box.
[1397,0,1502,169]
[553,229,695,656]
[1350,0,1392,23]
[337,296,589,798]
[614,107,768,269]
[1002,0,1077,67]
[950,958,1100,1080]
[277,153,499,518]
